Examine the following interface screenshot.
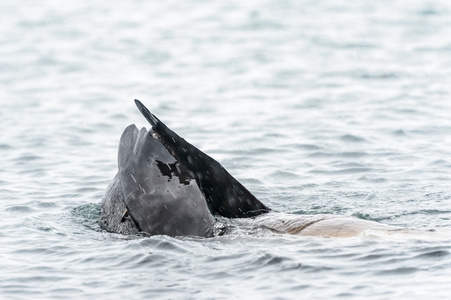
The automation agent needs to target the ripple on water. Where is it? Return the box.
[5,205,36,214]
[13,155,44,165]
[355,253,387,262]
[340,134,367,143]
[338,152,369,158]
[359,72,397,79]
[34,201,58,208]
[268,170,301,179]
[293,143,322,151]
[11,244,73,257]
[138,236,194,254]
[358,175,389,183]
[392,129,408,136]
[413,250,449,259]
[252,253,293,267]
[309,167,372,175]
[75,187,101,193]
[376,267,418,275]
[308,151,368,158]
[130,253,170,269]
[70,203,101,232]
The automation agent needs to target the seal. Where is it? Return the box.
[101,100,412,238]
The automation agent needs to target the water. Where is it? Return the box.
[1,0,451,298]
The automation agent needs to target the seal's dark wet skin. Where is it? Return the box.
[119,124,215,237]
[101,124,215,237]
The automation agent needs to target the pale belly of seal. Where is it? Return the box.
[298,217,396,237]
[251,213,398,238]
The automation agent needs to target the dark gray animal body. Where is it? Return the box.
[100,100,270,237]
[100,173,139,235]
[100,100,437,239]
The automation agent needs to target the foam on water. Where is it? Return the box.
[2,0,451,299]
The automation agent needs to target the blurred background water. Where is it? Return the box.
[1,0,451,299]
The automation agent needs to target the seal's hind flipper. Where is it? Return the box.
[134,100,271,218]
[135,99,160,128]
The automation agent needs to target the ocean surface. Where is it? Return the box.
[2,0,451,299]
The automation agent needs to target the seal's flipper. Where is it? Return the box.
[134,99,160,128]
[118,124,214,237]
[134,100,271,218]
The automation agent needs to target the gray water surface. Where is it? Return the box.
[2,1,451,299]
